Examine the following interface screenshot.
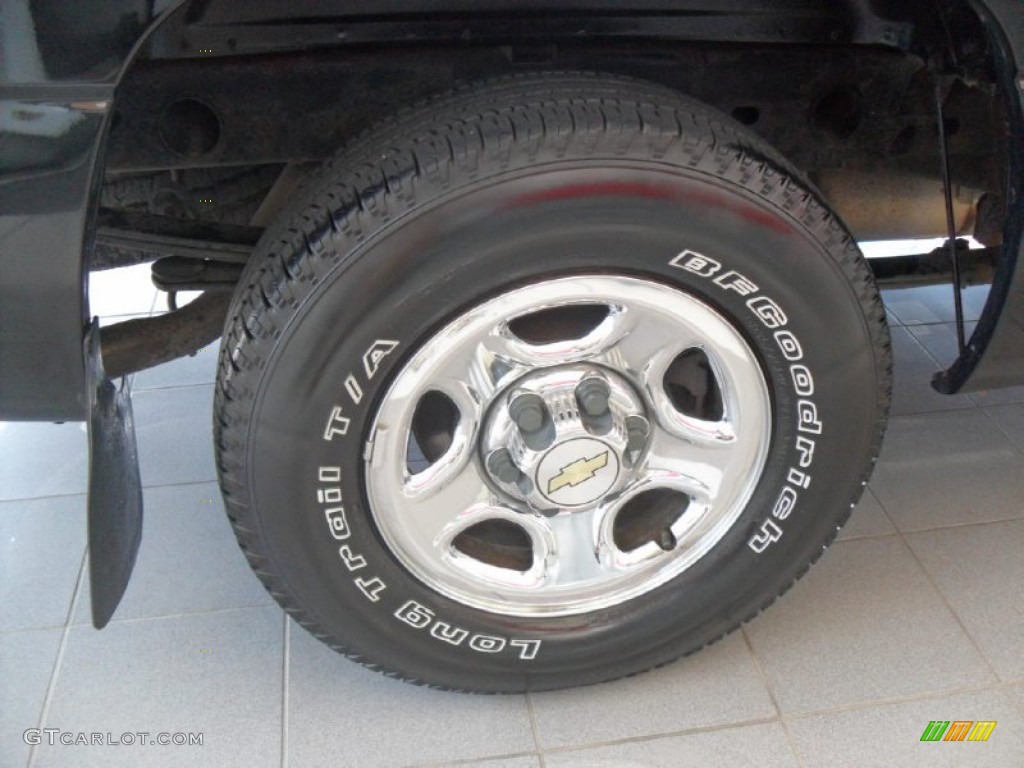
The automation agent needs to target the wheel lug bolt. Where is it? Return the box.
[626,414,650,446]
[626,415,650,454]
[509,393,546,434]
[575,377,610,417]
[487,448,521,485]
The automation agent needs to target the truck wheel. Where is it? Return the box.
[214,74,891,692]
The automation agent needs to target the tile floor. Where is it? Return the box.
[2,271,1024,767]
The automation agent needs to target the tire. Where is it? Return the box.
[214,73,891,692]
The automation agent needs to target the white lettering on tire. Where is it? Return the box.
[318,466,388,599]
[393,600,542,660]
[670,249,822,553]
[363,339,400,379]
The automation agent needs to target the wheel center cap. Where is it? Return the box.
[536,437,620,507]
[480,365,650,513]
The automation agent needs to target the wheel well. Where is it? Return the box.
[92,0,1013,379]
[98,0,1008,246]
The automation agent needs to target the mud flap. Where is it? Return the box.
[85,321,143,628]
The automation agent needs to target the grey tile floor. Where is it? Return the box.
[3,271,1024,767]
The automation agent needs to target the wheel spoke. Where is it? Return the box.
[634,342,737,444]
[642,424,733,502]
[541,509,619,587]
[403,460,493,547]
[429,327,553,405]
[441,506,554,589]
[603,305,699,376]
[433,314,630,403]
[489,310,631,369]
[428,374,485,439]
[368,418,491,552]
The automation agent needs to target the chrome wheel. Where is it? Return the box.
[366,276,771,617]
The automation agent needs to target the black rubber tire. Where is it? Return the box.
[214,73,891,692]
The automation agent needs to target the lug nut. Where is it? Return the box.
[575,376,610,417]
[487,448,521,485]
[509,392,546,433]
[625,415,650,453]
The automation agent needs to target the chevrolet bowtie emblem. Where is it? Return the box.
[547,451,610,495]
